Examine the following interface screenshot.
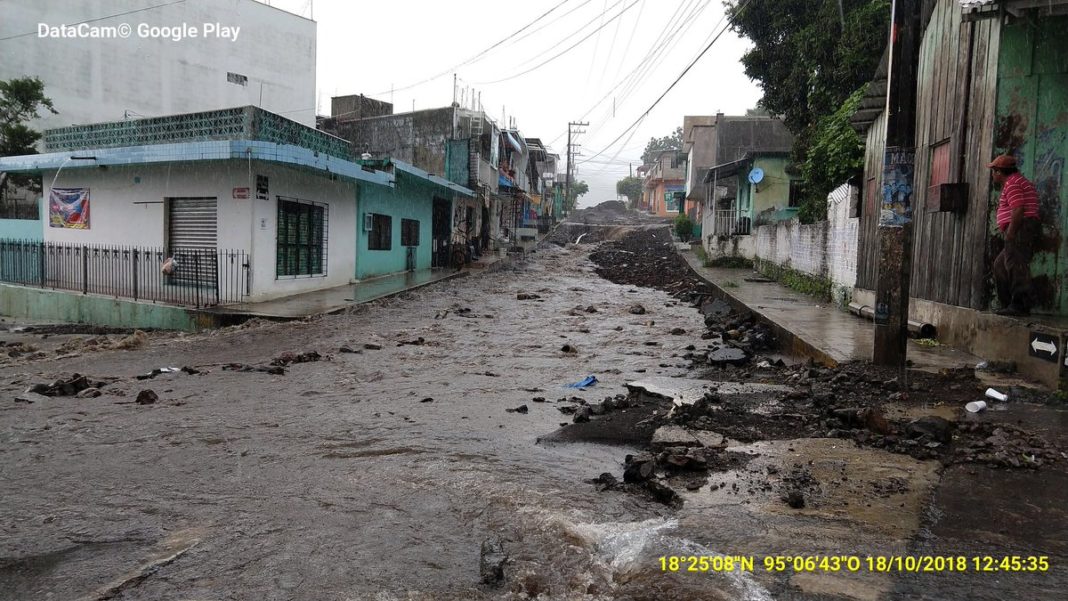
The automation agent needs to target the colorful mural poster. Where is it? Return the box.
[49,187,90,229]
[665,186,684,212]
[879,146,914,227]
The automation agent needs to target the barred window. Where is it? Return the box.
[401,218,420,246]
[277,197,327,277]
[788,180,804,208]
[369,213,392,251]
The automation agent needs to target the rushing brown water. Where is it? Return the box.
[2,239,1065,600]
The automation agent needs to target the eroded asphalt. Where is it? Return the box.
[1,231,1066,601]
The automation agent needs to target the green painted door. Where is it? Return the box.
[995,16,1068,314]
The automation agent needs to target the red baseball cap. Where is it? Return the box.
[988,154,1017,169]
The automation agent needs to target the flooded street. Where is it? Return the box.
[1,235,1066,601]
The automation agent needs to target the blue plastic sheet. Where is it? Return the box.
[566,375,598,388]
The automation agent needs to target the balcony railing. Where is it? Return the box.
[0,240,250,308]
[710,209,751,236]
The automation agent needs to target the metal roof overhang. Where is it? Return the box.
[391,159,475,197]
[0,140,395,187]
[703,157,752,183]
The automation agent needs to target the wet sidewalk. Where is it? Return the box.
[678,248,980,371]
[207,268,465,320]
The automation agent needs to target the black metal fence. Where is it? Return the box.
[0,240,250,308]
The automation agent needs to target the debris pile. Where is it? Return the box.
[24,373,111,397]
[589,228,714,296]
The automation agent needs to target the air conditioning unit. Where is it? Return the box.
[363,213,374,231]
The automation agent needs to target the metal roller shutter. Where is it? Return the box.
[169,198,218,249]
[168,198,217,286]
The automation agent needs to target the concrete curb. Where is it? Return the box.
[206,270,474,324]
[675,248,842,368]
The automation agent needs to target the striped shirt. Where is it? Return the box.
[996,172,1040,231]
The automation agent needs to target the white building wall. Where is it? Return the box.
[706,183,859,305]
[41,160,358,302]
[0,0,316,129]
[824,183,859,300]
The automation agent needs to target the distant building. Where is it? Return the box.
[0,0,317,234]
[642,150,686,217]
[0,106,473,307]
[0,0,317,129]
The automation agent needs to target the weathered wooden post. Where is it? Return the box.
[874,0,923,366]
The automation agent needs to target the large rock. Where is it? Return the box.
[135,390,159,405]
[906,416,953,443]
[479,538,507,585]
[650,425,725,451]
[623,453,656,483]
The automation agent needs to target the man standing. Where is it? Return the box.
[990,154,1041,316]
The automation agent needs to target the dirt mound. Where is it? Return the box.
[589,228,714,297]
[565,200,664,225]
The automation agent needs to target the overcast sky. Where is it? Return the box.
[269,0,762,208]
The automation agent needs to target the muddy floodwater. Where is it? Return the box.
[1,241,1066,600]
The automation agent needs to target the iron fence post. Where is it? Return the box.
[38,242,45,288]
[133,249,139,301]
[214,250,220,305]
[194,252,201,308]
[82,248,88,294]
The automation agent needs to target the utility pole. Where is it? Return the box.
[565,121,588,217]
[873,0,923,366]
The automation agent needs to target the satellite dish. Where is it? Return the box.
[748,167,765,184]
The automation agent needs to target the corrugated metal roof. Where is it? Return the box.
[959,0,997,7]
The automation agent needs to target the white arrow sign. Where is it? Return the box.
[1031,338,1057,355]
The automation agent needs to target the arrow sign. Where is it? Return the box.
[1032,339,1056,354]
[1028,332,1059,363]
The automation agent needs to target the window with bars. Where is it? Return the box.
[788,180,804,208]
[276,197,327,277]
[401,218,420,247]
[369,213,392,250]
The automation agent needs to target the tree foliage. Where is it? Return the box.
[798,87,867,222]
[727,0,888,221]
[1,77,57,197]
[674,213,695,241]
[640,126,683,164]
[565,179,589,213]
[615,175,643,209]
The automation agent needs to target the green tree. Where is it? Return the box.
[726,0,888,221]
[616,175,643,209]
[1,77,57,213]
[640,126,683,164]
[798,86,867,223]
[565,180,589,214]
[674,213,694,241]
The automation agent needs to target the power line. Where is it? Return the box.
[510,0,626,72]
[372,0,573,96]
[545,0,702,146]
[473,0,641,85]
[585,0,610,89]
[580,0,753,165]
[610,0,646,84]
[505,0,596,49]
[588,0,709,137]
